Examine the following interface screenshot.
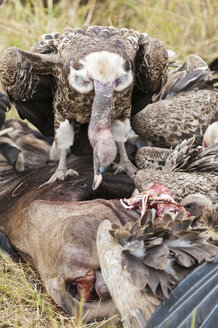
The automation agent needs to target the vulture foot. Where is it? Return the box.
[113,160,138,180]
[39,168,79,188]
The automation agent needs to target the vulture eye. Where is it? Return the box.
[69,71,94,93]
[98,165,105,174]
[75,75,90,87]
[114,72,133,92]
[115,74,128,88]
[184,203,193,210]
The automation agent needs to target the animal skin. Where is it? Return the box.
[0,124,139,320]
[0,121,218,324]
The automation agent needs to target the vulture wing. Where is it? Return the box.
[131,54,218,147]
[134,36,169,94]
[97,211,218,327]
[132,36,169,116]
[157,68,213,100]
[0,91,10,129]
[0,41,59,136]
[147,256,218,328]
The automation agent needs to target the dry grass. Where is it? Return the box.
[1,0,218,121]
[0,251,120,328]
[0,0,217,60]
[0,0,217,326]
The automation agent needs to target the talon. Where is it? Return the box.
[113,160,138,179]
[39,168,79,188]
[114,167,122,175]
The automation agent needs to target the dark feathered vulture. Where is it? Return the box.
[0,26,168,189]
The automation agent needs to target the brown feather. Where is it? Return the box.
[135,138,218,202]
[132,55,218,148]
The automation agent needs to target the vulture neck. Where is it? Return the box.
[88,80,114,147]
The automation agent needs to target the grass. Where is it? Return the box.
[0,0,217,122]
[0,0,217,60]
[1,0,218,122]
[0,250,119,328]
[0,0,217,326]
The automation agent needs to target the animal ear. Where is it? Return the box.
[0,141,21,167]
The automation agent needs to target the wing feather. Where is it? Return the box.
[147,257,218,328]
[0,47,57,136]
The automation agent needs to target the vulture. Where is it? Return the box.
[181,194,218,245]
[203,121,218,148]
[147,255,218,328]
[131,54,218,147]
[135,137,218,202]
[0,25,169,189]
[97,189,218,328]
[181,193,214,218]
[0,91,9,129]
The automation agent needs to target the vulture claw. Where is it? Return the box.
[38,168,79,188]
[113,160,138,179]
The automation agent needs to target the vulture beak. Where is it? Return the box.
[92,173,103,190]
[92,165,105,190]
[89,79,117,190]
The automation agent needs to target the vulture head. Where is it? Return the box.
[203,121,218,147]
[71,51,134,189]
[69,51,133,94]
[181,193,213,218]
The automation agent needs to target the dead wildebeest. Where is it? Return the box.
[0,120,138,321]
[1,120,218,326]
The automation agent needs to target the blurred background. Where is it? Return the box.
[0,0,217,61]
[0,0,217,120]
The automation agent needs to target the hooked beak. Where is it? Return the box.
[92,173,103,190]
[92,165,105,190]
